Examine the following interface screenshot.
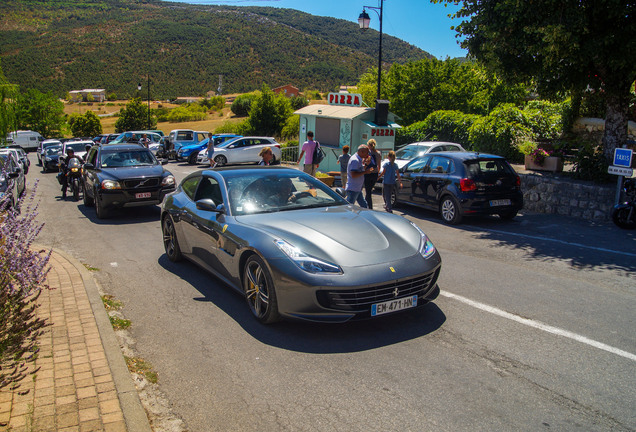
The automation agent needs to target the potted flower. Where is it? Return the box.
[315,171,335,187]
[524,147,564,172]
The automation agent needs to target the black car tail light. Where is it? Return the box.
[460,178,476,192]
[515,175,521,188]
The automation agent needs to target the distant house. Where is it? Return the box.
[273,85,300,98]
[175,97,204,104]
[69,89,106,102]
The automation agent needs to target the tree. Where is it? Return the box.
[245,85,292,136]
[114,98,156,133]
[0,62,18,145]
[68,111,102,138]
[434,0,636,160]
[14,89,65,138]
[358,59,527,125]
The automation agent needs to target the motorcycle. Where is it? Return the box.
[66,158,83,201]
[611,178,636,229]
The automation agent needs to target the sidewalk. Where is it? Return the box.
[0,248,151,432]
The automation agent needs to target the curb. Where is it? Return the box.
[45,246,153,432]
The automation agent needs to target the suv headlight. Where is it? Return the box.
[101,180,121,190]
[162,175,175,187]
[275,239,342,274]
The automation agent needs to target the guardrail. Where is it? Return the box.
[281,145,299,163]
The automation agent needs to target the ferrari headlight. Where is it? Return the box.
[275,240,342,274]
[162,175,175,187]
[101,179,121,190]
[410,222,436,259]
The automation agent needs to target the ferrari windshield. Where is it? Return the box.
[224,170,347,215]
[99,149,158,168]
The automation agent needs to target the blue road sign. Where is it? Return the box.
[613,148,633,168]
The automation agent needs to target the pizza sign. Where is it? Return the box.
[371,128,395,137]
[328,93,363,107]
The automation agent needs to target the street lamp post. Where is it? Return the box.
[137,75,151,130]
[358,0,384,102]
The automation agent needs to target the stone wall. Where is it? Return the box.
[520,173,615,221]
[572,118,636,145]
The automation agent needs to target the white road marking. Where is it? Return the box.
[466,227,636,258]
[440,290,636,362]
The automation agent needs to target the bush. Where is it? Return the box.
[523,100,570,141]
[396,111,480,148]
[0,182,51,390]
[214,119,248,135]
[231,93,259,117]
[468,104,531,162]
[571,139,613,183]
[289,96,309,111]
[281,115,299,140]
[167,105,206,123]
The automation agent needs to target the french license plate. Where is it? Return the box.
[135,192,152,199]
[371,295,417,316]
[489,199,511,207]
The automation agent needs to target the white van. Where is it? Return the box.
[6,130,44,151]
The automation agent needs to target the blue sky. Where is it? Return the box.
[166,0,467,59]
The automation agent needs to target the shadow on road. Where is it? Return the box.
[77,202,162,225]
[158,254,447,354]
[395,205,636,274]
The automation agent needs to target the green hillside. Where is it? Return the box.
[0,0,433,99]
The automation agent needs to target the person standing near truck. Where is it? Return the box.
[206,132,216,168]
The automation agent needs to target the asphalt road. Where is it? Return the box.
[27,153,636,432]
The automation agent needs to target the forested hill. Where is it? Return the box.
[0,0,434,99]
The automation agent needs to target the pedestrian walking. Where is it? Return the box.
[337,145,351,190]
[206,132,216,168]
[377,150,402,213]
[297,131,319,176]
[345,144,375,208]
[363,139,381,209]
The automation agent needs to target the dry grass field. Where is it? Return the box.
[63,100,245,136]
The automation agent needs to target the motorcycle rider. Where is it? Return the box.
[60,148,84,199]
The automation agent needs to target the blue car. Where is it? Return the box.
[176,134,241,164]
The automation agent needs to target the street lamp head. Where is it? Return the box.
[137,83,142,91]
[358,10,370,30]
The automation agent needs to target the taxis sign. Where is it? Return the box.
[613,148,633,167]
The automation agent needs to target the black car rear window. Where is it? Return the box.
[465,159,514,178]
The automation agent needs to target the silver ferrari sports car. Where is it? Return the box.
[161,166,442,323]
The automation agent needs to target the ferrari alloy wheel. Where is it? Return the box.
[162,216,183,262]
[243,255,280,324]
[214,155,227,166]
[440,195,462,225]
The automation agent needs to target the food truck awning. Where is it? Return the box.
[294,104,372,119]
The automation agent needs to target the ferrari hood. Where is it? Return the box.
[239,206,422,267]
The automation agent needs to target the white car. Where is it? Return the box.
[196,136,281,166]
[61,140,93,161]
[0,147,29,175]
[391,142,466,169]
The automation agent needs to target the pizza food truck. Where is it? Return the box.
[294,93,401,174]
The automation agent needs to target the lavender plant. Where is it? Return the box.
[0,179,51,390]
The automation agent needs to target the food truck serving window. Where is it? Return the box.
[315,117,340,147]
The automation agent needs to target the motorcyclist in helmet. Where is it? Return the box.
[60,148,84,199]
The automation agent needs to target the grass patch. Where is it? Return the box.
[125,356,158,384]
[83,263,100,272]
[101,295,122,311]
[109,316,131,330]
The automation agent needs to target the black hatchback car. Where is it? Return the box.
[392,152,523,224]
[81,144,176,219]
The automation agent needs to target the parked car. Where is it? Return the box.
[0,147,30,174]
[195,136,281,166]
[38,139,62,165]
[0,152,26,210]
[391,152,523,224]
[62,140,92,161]
[176,134,242,164]
[42,144,64,172]
[163,129,209,160]
[6,130,43,152]
[161,166,441,323]
[81,144,176,219]
[392,142,466,169]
